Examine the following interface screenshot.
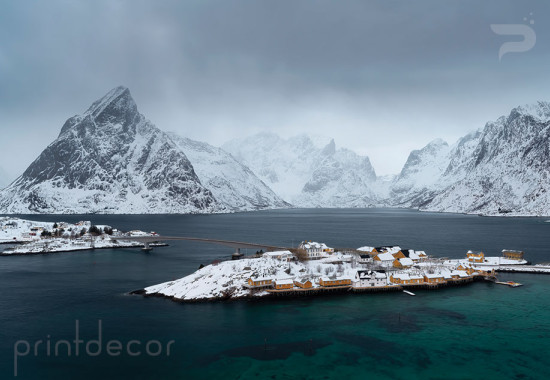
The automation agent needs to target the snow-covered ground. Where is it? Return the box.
[444,257,528,267]
[143,249,513,302]
[496,264,550,273]
[144,252,362,301]
[0,217,157,254]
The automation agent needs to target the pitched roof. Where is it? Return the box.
[377,252,395,261]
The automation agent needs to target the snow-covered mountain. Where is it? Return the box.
[167,133,289,211]
[223,133,330,202]
[4,85,549,216]
[390,138,451,207]
[223,133,379,207]
[0,167,8,189]
[392,101,550,216]
[0,86,221,214]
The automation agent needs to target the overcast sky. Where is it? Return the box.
[1,0,549,184]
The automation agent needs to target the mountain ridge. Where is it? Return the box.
[2,86,549,216]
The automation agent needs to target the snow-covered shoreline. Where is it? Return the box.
[0,217,164,255]
[139,246,532,303]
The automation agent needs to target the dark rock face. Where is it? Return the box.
[0,86,221,214]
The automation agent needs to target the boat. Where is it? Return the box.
[506,281,522,287]
[495,281,522,287]
[403,290,416,296]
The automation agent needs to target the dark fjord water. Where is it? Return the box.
[1,209,550,379]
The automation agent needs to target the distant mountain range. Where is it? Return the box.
[223,134,379,207]
[1,86,549,216]
[0,87,284,214]
[390,102,550,216]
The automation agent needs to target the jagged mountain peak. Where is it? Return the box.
[0,87,221,214]
[511,101,550,123]
[85,86,135,116]
[224,132,379,207]
[59,86,139,138]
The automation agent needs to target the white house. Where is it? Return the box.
[299,241,334,259]
[353,270,387,288]
[263,250,293,262]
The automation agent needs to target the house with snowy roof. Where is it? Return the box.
[373,252,395,267]
[357,246,378,256]
[263,250,293,262]
[390,272,424,285]
[294,278,313,289]
[273,279,294,290]
[353,270,387,288]
[299,241,334,259]
[319,277,352,287]
[424,272,446,284]
[502,250,524,261]
[358,254,373,264]
[245,277,273,289]
[393,257,414,269]
[466,250,485,263]
[402,249,422,262]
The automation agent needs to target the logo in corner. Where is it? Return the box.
[491,13,536,61]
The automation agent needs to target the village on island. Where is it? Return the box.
[142,240,550,302]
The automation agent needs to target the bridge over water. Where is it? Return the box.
[112,235,289,256]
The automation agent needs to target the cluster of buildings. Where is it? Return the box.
[358,245,428,268]
[242,241,501,294]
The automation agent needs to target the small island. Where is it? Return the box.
[139,242,550,302]
[0,217,163,255]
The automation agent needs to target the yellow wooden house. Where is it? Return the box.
[502,250,524,261]
[424,273,445,284]
[390,273,423,285]
[466,251,485,263]
[392,251,406,259]
[247,278,273,288]
[294,279,313,289]
[274,279,294,290]
[393,257,414,269]
[319,277,352,287]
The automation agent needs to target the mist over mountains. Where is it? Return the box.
[1,87,549,216]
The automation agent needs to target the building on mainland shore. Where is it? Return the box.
[353,270,387,287]
[298,241,334,259]
[502,250,524,261]
[466,250,485,263]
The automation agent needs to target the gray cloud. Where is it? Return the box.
[1,0,549,182]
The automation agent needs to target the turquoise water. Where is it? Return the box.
[1,209,549,379]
